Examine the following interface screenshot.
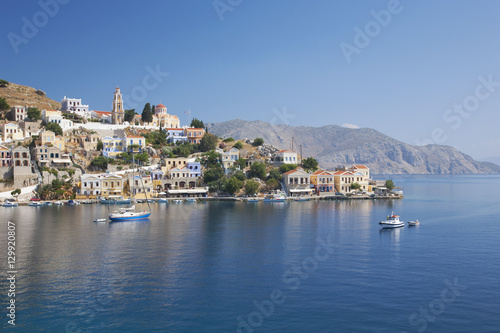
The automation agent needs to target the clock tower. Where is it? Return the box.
[112,86,124,124]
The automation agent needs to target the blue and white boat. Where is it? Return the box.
[100,196,131,204]
[157,198,169,203]
[263,190,287,202]
[108,152,151,222]
[2,201,18,207]
[109,205,151,221]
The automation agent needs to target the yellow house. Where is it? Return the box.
[0,122,25,141]
[123,135,146,152]
[310,170,335,196]
[162,157,188,172]
[101,174,124,197]
[129,175,153,199]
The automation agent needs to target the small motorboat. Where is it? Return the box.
[379,212,404,229]
[28,201,44,207]
[2,201,18,207]
[157,198,169,203]
[66,199,80,206]
[246,198,259,202]
[294,196,310,202]
[408,220,420,226]
[186,198,197,203]
[54,201,64,205]
[94,218,107,223]
[172,199,183,204]
[44,201,53,206]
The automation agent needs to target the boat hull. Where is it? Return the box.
[380,223,404,229]
[100,199,132,204]
[109,212,151,221]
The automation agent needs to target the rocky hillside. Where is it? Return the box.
[0,81,60,117]
[207,119,500,174]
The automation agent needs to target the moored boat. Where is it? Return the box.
[186,198,197,203]
[157,198,169,203]
[28,201,44,206]
[379,212,404,228]
[44,201,53,206]
[99,196,131,204]
[408,220,420,226]
[263,190,287,202]
[94,218,107,222]
[2,201,18,207]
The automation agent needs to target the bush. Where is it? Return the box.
[253,138,264,146]
[279,164,297,174]
[244,180,260,195]
[249,162,266,180]
[223,137,234,142]
[233,141,243,150]
[267,168,282,181]
[200,133,218,152]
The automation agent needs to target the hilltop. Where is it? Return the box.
[207,119,500,174]
[0,81,61,118]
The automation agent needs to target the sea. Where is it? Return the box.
[1,175,499,332]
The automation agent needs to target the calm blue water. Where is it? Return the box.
[1,175,499,332]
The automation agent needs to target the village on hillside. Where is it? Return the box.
[0,80,400,203]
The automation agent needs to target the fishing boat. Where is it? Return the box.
[108,152,151,222]
[379,212,404,228]
[263,190,287,202]
[408,220,420,226]
[99,196,131,204]
[2,201,18,207]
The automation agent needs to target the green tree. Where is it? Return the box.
[236,158,247,170]
[201,150,220,168]
[190,118,205,129]
[385,179,395,191]
[27,107,41,121]
[96,140,103,151]
[200,133,218,152]
[0,97,10,111]
[203,167,225,184]
[253,138,264,146]
[279,164,297,174]
[244,180,260,196]
[0,79,9,88]
[45,122,63,136]
[265,178,279,191]
[233,141,243,149]
[124,109,136,122]
[141,103,153,123]
[173,142,194,157]
[268,168,282,181]
[250,162,267,180]
[302,157,319,171]
[232,170,246,181]
[225,176,243,195]
[90,156,109,170]
[350,182,362,191]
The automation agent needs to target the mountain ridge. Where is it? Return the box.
[207,119,500,174]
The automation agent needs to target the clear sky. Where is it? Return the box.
[2,0,499,162]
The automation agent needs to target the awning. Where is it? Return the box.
[52,158,72,164]
[168,189,208,194]
[289,189,313,193]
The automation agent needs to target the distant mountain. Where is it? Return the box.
[207,119,500,174]
[0,81,60,118]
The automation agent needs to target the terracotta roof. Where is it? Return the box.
[351,165,369,169]
[125,135,144,138]
[277,150,296,153]
[156,104,166,108]
[333,171,354,176]
[93,111,112,115]
[283,169,299,175]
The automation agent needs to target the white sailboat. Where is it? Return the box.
[109,152,151,222]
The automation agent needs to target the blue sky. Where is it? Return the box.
[2,0,500,162]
